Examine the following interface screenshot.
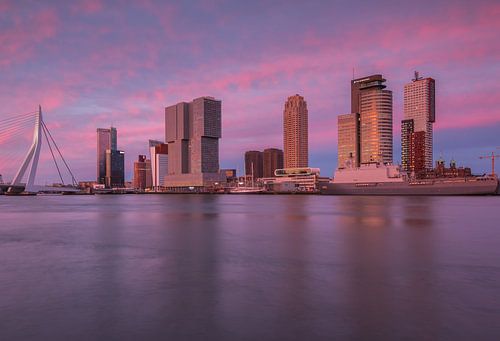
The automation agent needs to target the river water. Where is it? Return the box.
[0,194,499,340]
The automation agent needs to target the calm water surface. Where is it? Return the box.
[0,195,499,340]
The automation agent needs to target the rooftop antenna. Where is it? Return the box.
[352,67,355,80]
[413,71,422,81]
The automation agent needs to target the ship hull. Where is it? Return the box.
[321,178,499,196]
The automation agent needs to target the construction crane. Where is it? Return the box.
[479,149,500,176]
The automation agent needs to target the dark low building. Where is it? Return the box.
[133,155,152,190]
[434,159,472,178]
[220,168,237,181]
[245,150,263,179]
[263,148,284,177]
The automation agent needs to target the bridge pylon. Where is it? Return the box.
[9,105,43,193]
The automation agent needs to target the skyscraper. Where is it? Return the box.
[96,127,117,184]
[402,72,435,170]
[351,75,393,164]
[337,113,360,168]
[164,96,224,188]
[105,149,124,188]
[283,94,308,168]
[263,148,284,177]
[245,150,263,179]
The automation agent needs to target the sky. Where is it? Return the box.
[0,0,499,183]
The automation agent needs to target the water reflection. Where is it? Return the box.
[0,195,499,340]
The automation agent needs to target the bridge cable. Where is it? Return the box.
[0,116,36,130]
[41,122,65,185]
[0,117,35,132]
[0,121,35,138]
[0,111,37,124]
[41,120,78,186]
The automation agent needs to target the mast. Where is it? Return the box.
[251,161,254,188]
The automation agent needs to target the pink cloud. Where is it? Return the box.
[72,0,104,14]
[0,9,59,67]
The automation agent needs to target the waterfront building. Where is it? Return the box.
[245,150,263,179]
[105,149,124,188]
[220,169,237,185]
[337,113,360,168]
[261,167,329,193]
[434,158,472,178]
[77,180,98,189]
[149,140,168,190]
[221,169,236,178]
[164,96,224,188]
[263,148,284,178]
[351,75,393,164]
[283,94,308,168]
[402,72,435,170]
[97,127,117,184]
[133,155,152,190]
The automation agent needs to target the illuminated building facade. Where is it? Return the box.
[337,113,360,168]
[351,75,393,164]
[283,94,308,168]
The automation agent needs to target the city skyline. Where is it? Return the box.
[0,1,499,182]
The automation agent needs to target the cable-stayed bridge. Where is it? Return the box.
[0,106,80,194]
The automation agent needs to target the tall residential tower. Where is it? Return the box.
[402,72,435,172]
[351,75,393,164]
[283,94,308,168]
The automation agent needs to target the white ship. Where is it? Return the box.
[321,163,499,196]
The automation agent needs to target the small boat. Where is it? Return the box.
[228,187,265,194]
[4,191,37,196]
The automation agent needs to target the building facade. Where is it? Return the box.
[245,150,263,179]
[403,72,435,170]
[351,75,393,164]
[133,155,152,190]
[105,149,124,188]
[283,94,308,168]
[96,127,117,184]
[164,96,224,188]
[401,119,414,171]
[263,148,284,177]
[149,140,168,190]
[409,131,426,174]
[337,113,360,168]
